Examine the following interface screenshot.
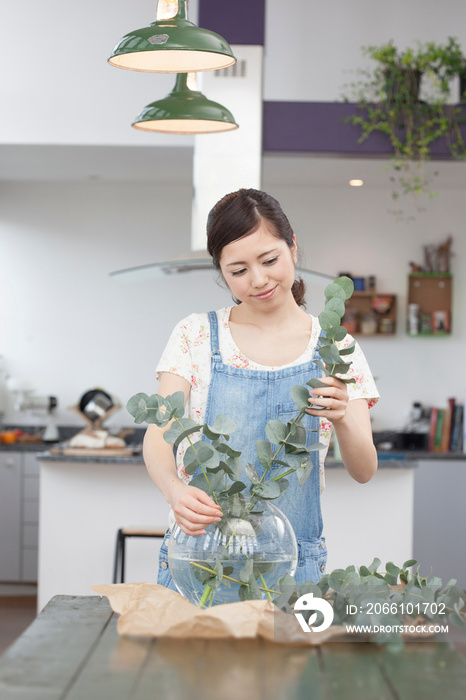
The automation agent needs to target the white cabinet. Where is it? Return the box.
[413,460,466,588]
[0,452,22,580]
[22,453,40,581]
[0,450,40,582]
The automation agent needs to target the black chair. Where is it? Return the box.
[113,526,167,583]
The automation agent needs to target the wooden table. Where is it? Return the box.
[1,596,466,699]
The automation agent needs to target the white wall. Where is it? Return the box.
[263,179,466,431]
[0,178,229,427]
[1,171,465,431]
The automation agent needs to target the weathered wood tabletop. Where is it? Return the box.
[1,595,466,700]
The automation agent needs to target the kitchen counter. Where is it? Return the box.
[35,449,425,465]
[0,442,49,452]
[36,448,466,466]
[36,451,418,612]
[37,449,143,464]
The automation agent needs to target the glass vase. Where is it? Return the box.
[168,494,298,607]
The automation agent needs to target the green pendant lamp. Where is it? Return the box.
[108,0,236,73]
[132,72,238,134]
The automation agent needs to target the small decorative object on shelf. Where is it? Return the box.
[407,237,453,336]
[337,272,396,336]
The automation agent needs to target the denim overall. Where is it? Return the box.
[158,310,328,590]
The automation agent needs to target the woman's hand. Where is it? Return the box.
[305,376,349,423]
[169,482,223,536]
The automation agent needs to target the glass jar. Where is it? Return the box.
[342,307,358,334]
[168,494,298,607]
[360,313,377,335]
[378,318,395,334]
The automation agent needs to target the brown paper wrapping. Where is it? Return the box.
[90,582,347,645]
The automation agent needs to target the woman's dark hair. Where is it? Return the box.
[206,188,306,308]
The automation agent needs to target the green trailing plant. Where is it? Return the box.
[343,38,466,213]
[128,277,357,606]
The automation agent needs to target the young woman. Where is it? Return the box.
[143,189,379,589]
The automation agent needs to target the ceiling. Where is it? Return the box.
[1,143,466,190]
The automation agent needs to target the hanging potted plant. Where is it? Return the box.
[345,38,466,209]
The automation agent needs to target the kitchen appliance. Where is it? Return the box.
[69,388,121,430]
[79,389,114,424]
[7,377,59,442]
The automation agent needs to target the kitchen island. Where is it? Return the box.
[36,451,417,612]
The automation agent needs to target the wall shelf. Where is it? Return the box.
[344,291,397,337]
[407,273,452,336]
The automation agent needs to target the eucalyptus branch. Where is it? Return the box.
[190,562,280,595]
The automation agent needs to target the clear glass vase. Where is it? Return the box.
[168,494,298,607]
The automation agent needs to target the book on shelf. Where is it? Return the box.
[428,407,438,452]
[450,404,464,452]
[439,408,452,452]
[428,402,464,453]
[434,409,444,451]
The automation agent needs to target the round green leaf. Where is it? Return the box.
[307,378,328,389]
[220,480,247,497]
[256,440,272,469]
[265,419,288,445]
[226,455,242,480]
[324,283,347,301]
[296,462,313,486]
[189,474,210,492]
[239,558,253,583]
[326,326,348,341]
[246,461,260,484]
[339,341,356,356]
[319,344,342,366]
[334,276,354,300]
[208,415,237,436]
[126,393,149,419]
[324,297,345,318]
[319,309,341,330]
[290,384,311,409]
[252,481,281,499]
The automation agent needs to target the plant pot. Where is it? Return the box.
[460,73,466,103]
[383,68,422,102]
[168,494,298,607]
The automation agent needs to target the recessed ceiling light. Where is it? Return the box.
[349,179,364,187]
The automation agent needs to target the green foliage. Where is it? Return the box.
[274,558,466,643]
[343,38,466,210]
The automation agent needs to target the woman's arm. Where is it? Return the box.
[306,377,377,483]
[331,398,377,482]
[143,372,222,535]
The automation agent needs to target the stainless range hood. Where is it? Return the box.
[110,250,334,285]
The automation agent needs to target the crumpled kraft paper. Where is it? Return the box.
[90,582,347,645]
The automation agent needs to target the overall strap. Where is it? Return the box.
[207,310,222,361]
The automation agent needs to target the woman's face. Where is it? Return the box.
[219,221,297,308]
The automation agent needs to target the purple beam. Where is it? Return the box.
[198,0,265,45]
[263,102,466,158]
